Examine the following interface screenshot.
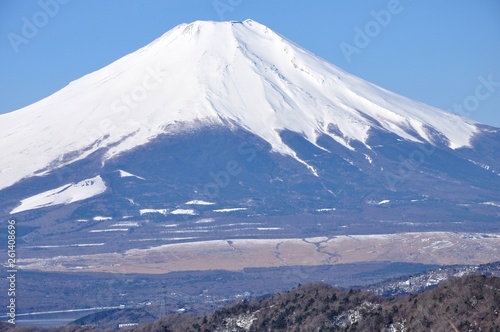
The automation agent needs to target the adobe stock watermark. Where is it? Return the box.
[202,141,258,199]
[281,265,322,287]
[384,143,435,190]
[383,73,499,189]
[385,74,500,190]
[7,0,71,54]
[340,0,411,63]
[6,219,17,325]
[448,74,500,118]
[79,64,168,147]
[212,0,243,20]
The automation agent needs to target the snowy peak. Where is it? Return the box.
[0,20,480,190]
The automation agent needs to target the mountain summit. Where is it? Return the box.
[1,20,499,250]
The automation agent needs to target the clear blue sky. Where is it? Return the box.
[1,0,499,127]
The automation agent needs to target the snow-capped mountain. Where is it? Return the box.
[0,19,480,190]
[1,20,499,250]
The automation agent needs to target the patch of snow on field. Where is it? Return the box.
[317,208,336,212]
[481,201,500,208]
[26,243,105,249]
[118,169,145,180]
[257,227,283,231]
[129,237,199,242]
[171,209,197,215]
[140,209,167,216]
[185,200,215,205]
[93,216,112,221]
[213,208,248,212]
[111,222,139,227]
[10,176,106,214]
[304,237,329,242]
[194,218,215,224]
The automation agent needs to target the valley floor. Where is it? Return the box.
[17,231,500,274]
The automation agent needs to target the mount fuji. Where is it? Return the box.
[1,20,499,254]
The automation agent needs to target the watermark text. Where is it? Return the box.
[6,219,17,325]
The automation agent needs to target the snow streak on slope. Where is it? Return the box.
[0,20,478,190]
[118,169,145,180]
[185,200,215,205]
[10,176,106,214]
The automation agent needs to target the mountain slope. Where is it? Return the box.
[0,20,499,264]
